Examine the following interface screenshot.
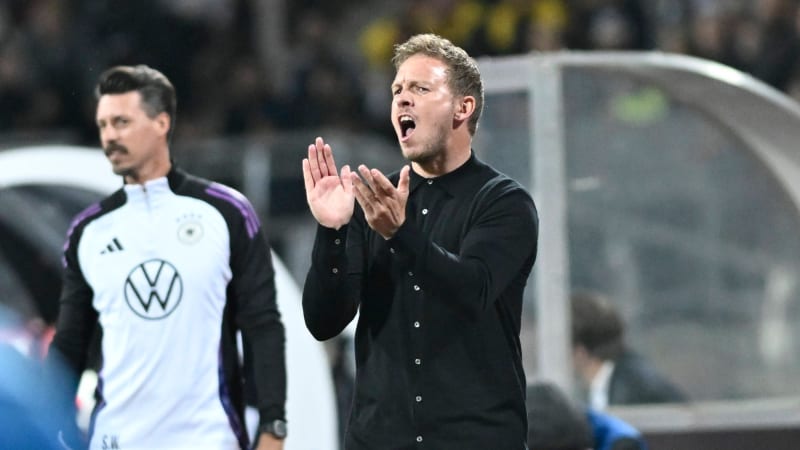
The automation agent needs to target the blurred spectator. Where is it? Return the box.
[741,0,800,91]
[359,0,484,70]
[0,34,33,130]
[526,380,648,450]
[288,8,369,131]
[587,408,648,450]
[469,0,569,55]
[9,0,79,131]
[570,290,687,409]
[527,381,594,450]
[0,0,79,133]
[566,0,656,50]
[651,0,691,53]
[684,1,742,68]
[221,56,292,135]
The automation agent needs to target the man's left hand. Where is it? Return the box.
[351,165,410,239]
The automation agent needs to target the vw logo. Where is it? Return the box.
[124,259,183,320]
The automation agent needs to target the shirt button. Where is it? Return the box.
[427,179,433,185]
[416,436,423,443]
[415,395,422,402]
[413,321,420,328]
[332,267,338,274]
[334,238,341,245]
[413,285,420,291]
[414,358,421,365]
[408,271,414,276]
[390,248,396,254]
[421,208,428,215]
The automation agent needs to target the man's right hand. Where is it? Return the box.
[302,136,354,229]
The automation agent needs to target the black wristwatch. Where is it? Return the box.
[259,419,287,439]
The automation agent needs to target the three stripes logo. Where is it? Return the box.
[100,237,124,254]
[124,259,183,320]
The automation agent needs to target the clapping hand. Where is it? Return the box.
[302,137,354,229]
[351,164,410,239]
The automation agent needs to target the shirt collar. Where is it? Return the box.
[123,175,170,195]
[589,360,615,410]
[122,165,186,197]
[408,151,480,196]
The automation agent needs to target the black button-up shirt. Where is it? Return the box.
[303,153,538,449]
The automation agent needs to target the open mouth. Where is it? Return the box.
[399,115,416,140]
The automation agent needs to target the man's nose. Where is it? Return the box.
[101,127,118,143]
[395,91,412,107]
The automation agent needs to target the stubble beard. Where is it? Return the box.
[108,155,136,178]
[402,122,449,165]
[112,165,136,178]
[107,154,139,180]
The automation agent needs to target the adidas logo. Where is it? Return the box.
[100,237,124,254]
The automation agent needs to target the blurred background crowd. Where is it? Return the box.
[2,0,800,147]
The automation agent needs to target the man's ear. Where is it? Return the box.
[454,96,476,121]
[572,345,588,364]
[155,112,171,137]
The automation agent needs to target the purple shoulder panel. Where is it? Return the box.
[62,203,102,267]
[205,183,260,239]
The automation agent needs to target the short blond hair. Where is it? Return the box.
[392,34,484,136]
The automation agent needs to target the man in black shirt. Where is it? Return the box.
[301,33,538,449]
